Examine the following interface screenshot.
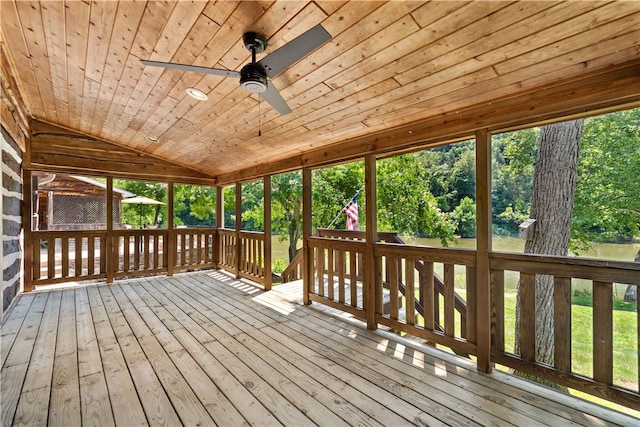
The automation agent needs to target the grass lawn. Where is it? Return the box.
[487,291,638,417]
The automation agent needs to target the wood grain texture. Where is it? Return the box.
[2,271,638,426]
[1,1,637,184]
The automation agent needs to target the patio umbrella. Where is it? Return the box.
[121,196,165,228]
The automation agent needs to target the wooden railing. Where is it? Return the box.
[174,227,217,272]
[113,229,168,277]
[489,251,640,410]
[308,235,367,317]
[217,228,267,284]
[374,243,477,357]
[281,250,303,283]
[30,227,219,286]
[238,231,265,282]
[305,230,471,345]
[31,230,107,285]
[302,230,640,410]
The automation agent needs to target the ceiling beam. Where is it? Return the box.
[27,120,216,185]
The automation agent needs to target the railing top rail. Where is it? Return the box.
[239,230,265,237]
[375,242,477,265]
[308,235,366,251]
[316,228,400,242]
[491,251,640,283]
[31,230,108,237]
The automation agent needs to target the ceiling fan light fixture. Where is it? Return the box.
[240,63,268,93]
[185,87,208,101]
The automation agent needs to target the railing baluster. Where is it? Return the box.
[47,237,55,278]
[153,234,159,269]
[123,234,130,272]
[87,236,95,275]
[423,261,434,331]
[33,237,41,281]
[61,237,69,277]
[465,266,476,341]
[593,280,613,384]
[350,250,357,307]
[405,257,415,326]
[389,255,399,321]
[337,249,345,303]
[491,269,505,352]
[327,249,334,300]
[554,276,572,373]
[519,272,536,362]
[317,247,325,297]
[143,233,150,270]
[444,263,455,337]
[100,235,106,274]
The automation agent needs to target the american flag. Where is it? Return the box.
[343,191,360,230]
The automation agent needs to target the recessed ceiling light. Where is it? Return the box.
[145,136,159,143]
[185,87,208,101]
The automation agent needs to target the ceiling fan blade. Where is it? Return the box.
[262,82,292,115]
[258,24,331,78]
[141,59,241,78]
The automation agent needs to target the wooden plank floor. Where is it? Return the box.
[1,271,637,427]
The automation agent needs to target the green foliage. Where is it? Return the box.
[491,129,537,234]
[174,184,215,226]
[451,197,476,237]
[243,172,303,261]
[313,162,364,229]
[377,154,457,246]
[115,180,167,228]
[272,258,288,274]
[572,109,640,249]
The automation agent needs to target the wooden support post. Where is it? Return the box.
[235,182,242,279]
[302,168,312,305]
[106,177,114,283]
[475,129,492,373]
[167,182,174,276]
[215,186,223,267]
[263,175,272,290]
[364,154,378,330]
[23,169,33,292]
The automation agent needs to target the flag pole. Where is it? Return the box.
[326,187,363,229]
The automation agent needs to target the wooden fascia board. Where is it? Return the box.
[216,60,640,185]
[27,120,216,186]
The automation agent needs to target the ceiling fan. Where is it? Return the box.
[141,24,331,115]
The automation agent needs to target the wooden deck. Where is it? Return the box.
[1,271,637,427]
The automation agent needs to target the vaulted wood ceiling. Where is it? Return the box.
[2,1,639,185]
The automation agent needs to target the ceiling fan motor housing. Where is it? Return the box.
[240,62,268,93]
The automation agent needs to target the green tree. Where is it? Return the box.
[173,184,215,226]
[313,162,364,230]
[452,197,476,238]
[491,129,537,235]
[245,172,303,262]
[115,180,167,228]
[572,109,640,249]
[377,154,456,246]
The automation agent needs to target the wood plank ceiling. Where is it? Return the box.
[2,1,639,184]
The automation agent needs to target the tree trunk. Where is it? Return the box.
[514,119,584,387]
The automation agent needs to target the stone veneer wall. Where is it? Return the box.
[2,126,23,318]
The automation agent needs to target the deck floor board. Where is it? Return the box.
[1,270,637,426]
